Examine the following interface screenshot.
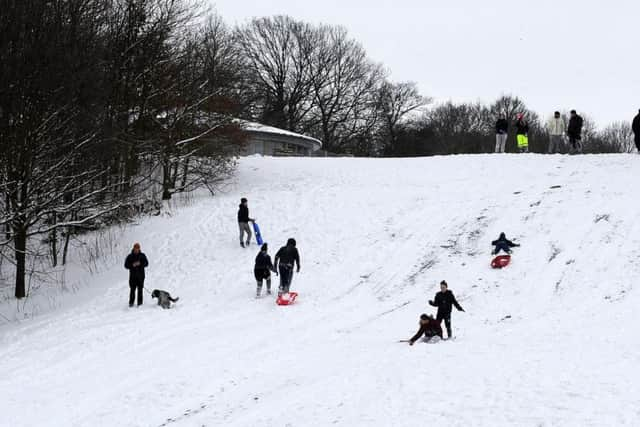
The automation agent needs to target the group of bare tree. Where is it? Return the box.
[236,16,429,155]
[0,0,246,299]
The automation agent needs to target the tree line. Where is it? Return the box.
[0,1,634,300]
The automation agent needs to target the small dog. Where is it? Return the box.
[151,289,179,309]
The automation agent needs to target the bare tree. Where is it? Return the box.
[308,25,386,153]
[378,81,430,154]
[236,16,315,132]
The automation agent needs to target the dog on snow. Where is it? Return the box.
[151,289,179,309]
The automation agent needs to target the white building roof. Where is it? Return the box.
[240,121,322,149]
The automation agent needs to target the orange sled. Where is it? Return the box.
[491,255,511,269]
[276,292,298,306]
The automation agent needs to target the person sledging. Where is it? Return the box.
[274,238,300,296]
[491,232,520,255]
[254,243,276,298]
[429,280,464,339]
[408,314,443,345]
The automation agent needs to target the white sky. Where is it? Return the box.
[211,0,639,127]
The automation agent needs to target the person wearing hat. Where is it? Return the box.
[567,110,584,154]
[429,280,464,339]
[124,243,149,307]
[408,313,443,345]
[547,111,566,154]
[494,115,509,153]
[274,238,301,296]
[632,110,640,152]
[254,243,277,298]
[237,197,255,248]
[515,113,529,153]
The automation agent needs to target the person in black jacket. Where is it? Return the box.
[408,314,443,345]
[274,238,300,296]
[495,116,509,153]
[491,232,520,255]
[237,197,254,248]
[567,110,584,154]
[429,280,464,338]
[254,243,276,298]
[124,243,149,307]
[632,110,640,152]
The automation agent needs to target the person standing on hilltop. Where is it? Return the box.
[547,111,566,154]
[495,115,509,153]
[567,110,584,154]
[237,197,255,248]
[632,110,640,152]
[515,113,530,153]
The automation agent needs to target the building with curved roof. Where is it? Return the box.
[241,122,322,156]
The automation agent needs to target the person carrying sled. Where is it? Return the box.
[274,238,300,296]
[632,109,640,152]
[567,110,584,154]
[491,232,520,255]
[254,243,276,298]
[237,197,255,248]
[495,115,509,153]
[515,113,529,153]
[408,314,443,345]
[429,280,464,339]
[124,243,149,307]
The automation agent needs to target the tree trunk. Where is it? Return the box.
[62,227,71,266]
[14,227,27,299]
[50,224,58,267]
[162,157,172,200]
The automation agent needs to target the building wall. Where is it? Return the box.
[245,132,318,157]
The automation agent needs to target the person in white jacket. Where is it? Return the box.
[547,111,566,154]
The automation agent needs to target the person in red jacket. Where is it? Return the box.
[408,314,443,345]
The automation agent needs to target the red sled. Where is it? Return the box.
[276,292,298,306]
[491,255,511,269]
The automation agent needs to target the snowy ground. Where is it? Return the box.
[1,154,640,427]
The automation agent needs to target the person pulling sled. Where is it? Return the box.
[274,238,300,296]
[491,232,520,255]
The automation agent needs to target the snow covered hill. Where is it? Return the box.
[1,154,639,427]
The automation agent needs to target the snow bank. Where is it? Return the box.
[1,154,639,426]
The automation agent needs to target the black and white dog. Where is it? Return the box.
[151,289,179,309]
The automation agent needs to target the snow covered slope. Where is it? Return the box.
[1,154,639,427]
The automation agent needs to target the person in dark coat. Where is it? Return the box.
[237,197,254,248]
[515,113,529,153]
[254,243,276,298]
[567,110,584,154]
[429,280,464,338]
[124,242,149,307]
[274,238,300,296]
[632,110,640,152]
[491,232,520,255]
[495,116,509,153]
[408,314,443,345]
